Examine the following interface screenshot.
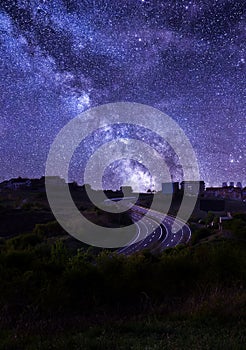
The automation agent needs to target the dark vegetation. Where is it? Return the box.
[0,234,245,349]
[0,187,245,349]
[223,213,246,239]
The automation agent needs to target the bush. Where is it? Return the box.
[51,240,69,266]
[33,221,65,238]
[0,233,245,324]
[205,211,215,225]
[191,228,211,244]
[223,217,246,240]
[6,233,42,250]
[3,250,34,271]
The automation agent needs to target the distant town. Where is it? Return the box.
[0,176,245,203]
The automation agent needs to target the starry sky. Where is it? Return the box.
[0,0,245,190]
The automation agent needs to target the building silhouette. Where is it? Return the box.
[180,181,205,195]
[161,182,179,195]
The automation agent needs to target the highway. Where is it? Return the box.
[117,204,191,255]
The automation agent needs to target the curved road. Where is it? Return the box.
[117,204,191,255]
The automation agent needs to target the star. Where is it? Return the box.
[0,1,244,188]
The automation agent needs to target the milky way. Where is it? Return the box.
[0,0,245,189]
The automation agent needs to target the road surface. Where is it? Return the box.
[117,204,191,255]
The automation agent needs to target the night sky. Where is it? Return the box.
[0,0,245,190]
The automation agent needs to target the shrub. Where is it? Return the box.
[51,240,69,266]
[223,218,246,240]
[191,228,211,244]
[3,250,34,271]
[33,221,65,238]
[6,233,42,250]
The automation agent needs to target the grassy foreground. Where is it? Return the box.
[0,198,245,349]
[0,316,245,350]
[0,237,245,349]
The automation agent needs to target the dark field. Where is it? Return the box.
[0,187,245,349]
